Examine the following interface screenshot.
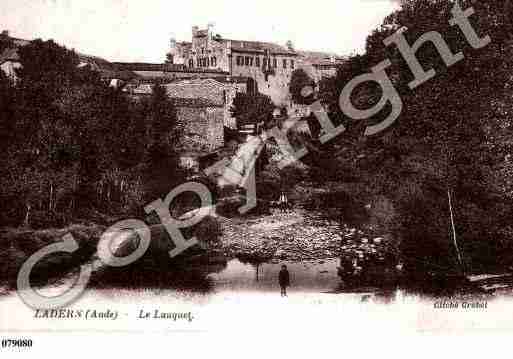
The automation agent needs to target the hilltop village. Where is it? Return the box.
[1,26,344,170]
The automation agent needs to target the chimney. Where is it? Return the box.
[170,37,177,49]
[207,22,214,40]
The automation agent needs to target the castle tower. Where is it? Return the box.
[167,35,184,65]
[207,22,214,40]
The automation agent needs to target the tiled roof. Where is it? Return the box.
[129,79,230,107]
[164,78,229,106]
[213,76,252,84]
[297,50,346,66]
[114,62,227,74]
[221,39,297,55]
[298,50,338,59]
[130,83,153,94]
[171,97,220,108]
[196,30,209,38]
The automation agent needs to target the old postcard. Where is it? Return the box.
[1,0,513,355]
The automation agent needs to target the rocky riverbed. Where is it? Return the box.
[216,209,396,264]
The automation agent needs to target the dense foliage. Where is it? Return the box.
[230,91,275,127]
[312,0,513,274]
[0,40,182,228]
[289,69,315,105]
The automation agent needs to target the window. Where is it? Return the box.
[245,56,250,66]
[188,59,194,68]
[255,57,260,67]
[211,56,217,67]
[237,56,243,66]
[283,59,287,69]
[249,57,254,66]
[291,59,295,69]
[273,58,277,68]
[206,57,210,67]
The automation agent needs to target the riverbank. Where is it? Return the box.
[0,205,395,291]
[216,208,396,266]
[0,224,106,288]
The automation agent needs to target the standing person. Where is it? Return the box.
[283,191,289,212]
[279,265,290,297]
[278,192,285,213]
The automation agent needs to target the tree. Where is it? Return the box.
[230,92,274,127]
[289,69,315,105]
[0,31,14,54]
[141,83,184,201]
[1,38,158,225]
[165,53,174,65]
[0,70,15,152]
[312,0,513,274]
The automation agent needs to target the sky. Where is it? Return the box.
[1,0,399,63]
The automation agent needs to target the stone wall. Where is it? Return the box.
[186,26,231,73]
[164,79,242,129]
[166,79,225,105]
[128,78,245,131]
[175,106,224,153]
[229,53,297,106]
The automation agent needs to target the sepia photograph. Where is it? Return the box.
[1,0,513,355]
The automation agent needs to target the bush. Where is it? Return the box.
[192,215,222,246]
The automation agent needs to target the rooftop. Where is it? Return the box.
[171,97,220,108]
[222,39,297,56]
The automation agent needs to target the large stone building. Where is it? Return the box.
[127,78,247,169]
[167,25,345,106]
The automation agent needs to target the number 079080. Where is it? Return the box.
[1,338,33,348]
